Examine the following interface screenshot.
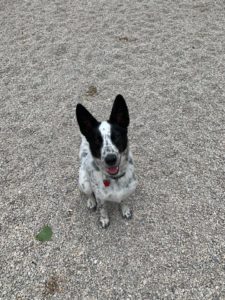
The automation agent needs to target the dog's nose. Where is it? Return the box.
[105,154,117,166]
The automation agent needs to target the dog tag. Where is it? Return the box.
[103,180,110,187]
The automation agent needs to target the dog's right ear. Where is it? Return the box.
[76,104,99,136]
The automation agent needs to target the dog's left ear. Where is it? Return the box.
[109,94,129,128]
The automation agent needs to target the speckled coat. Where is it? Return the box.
[76,95,137,227]
[79,132,137,204]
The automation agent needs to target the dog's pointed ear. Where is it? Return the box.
[109,94,129,128]
[76,103,98,136]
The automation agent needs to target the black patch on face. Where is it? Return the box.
[86,126,103,159]
[110,123,128,153]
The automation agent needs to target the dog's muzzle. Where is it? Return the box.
[105,154,119,175]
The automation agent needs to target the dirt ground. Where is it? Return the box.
[1,0,225,299]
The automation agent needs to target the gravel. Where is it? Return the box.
[1,0,225,299]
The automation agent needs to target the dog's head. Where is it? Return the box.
[76,94,130,176]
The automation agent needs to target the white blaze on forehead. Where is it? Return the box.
[99,121,111,135]
[99,121,118,156]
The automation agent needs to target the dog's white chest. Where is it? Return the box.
[90,169,137,203]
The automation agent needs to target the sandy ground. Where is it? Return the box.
[1,0,225,299]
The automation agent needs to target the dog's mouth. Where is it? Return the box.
[106,166,119,175]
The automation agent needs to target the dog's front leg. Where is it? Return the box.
[98,200,109,228]
[120,202,132,219]
[87,193,97,211]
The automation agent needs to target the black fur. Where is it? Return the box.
[109,94,129,128]
[110,124,128,153]
[76,104,103,158]
[109,94,129,152]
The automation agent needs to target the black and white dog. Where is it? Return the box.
[76,94,137,228]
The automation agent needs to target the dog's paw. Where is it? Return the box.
[99,217,110,228]
[87,197,97,211]
[121,205,132,219]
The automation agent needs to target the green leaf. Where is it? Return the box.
[35,225,53,242]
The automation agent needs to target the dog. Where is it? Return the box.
[76,94,137,228]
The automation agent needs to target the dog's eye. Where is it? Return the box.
[111,132,121,144]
